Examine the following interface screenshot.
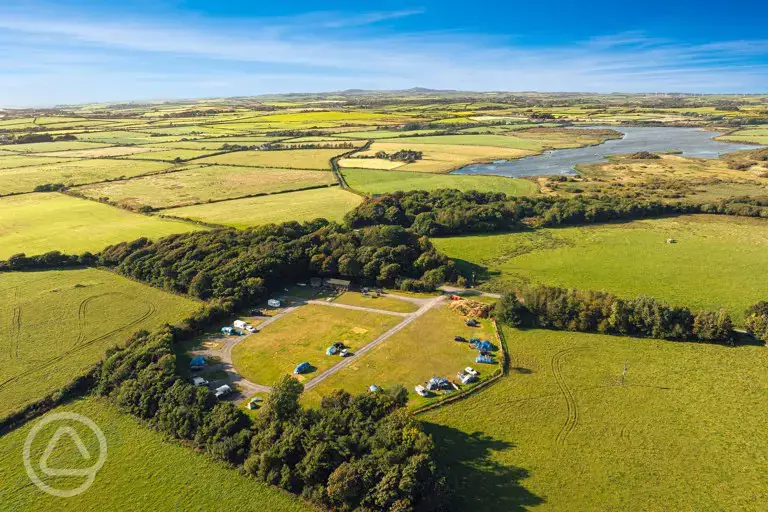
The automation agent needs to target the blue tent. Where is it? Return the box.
[189,356,206,368]
[475,355,494,364]
[477,340,494,352]
[294,362,311,374]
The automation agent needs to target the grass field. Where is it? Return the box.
[232,304,401,386]
[0,269,200,416]
[301,304,496,407]
[332,291,420,313]
[342,168,539,195]
[166,187,361,227]
[1,141,112,153]
[0,398,309,511]
[197,149,346,169]
[0,193,203,259]
[75,165,336,209]
[423,327,768,511]
[0,154,74,169]
[0,158,173,194]
[717,126,768,144]
[119,149,217,161]
[432,214,768,323]
[343,142,534,173]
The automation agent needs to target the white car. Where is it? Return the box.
[465,367,479,377]
[192,377,209,387]
[214,385,232,399]
[246,325,256,333]
[340,348,350,357]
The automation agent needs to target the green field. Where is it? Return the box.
[0,193,203,259]
[75,165,336,209]
[167,187,361,227]
[0,398,309,511]
[119,149,217,161]
[432,214,768,323]
[198,149,347,169]
[717,126,768,144]
[301,304,496,408]
[0,154,73,169]
[0,269,200,416]
[332,291,420,313]
[0,158,173,194]
[1,141,112,153]
[423,327,768,511]
[342,168,539,195]
[232,304,401,386]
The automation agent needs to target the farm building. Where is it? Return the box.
[324,278,351,290]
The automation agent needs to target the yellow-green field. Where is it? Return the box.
[0,398,309,511]
[717,126,768,144]
[0,193,203,259]
[166,187,362,227]
[423,327,768,511]
[433,214,768,322]
[232,304,401,386]
[197,149,347,169]
[0,158,173,194]
[0,269,200,416]
[1,141,113,153]
[342,168,539,195]
[332,291,420,313]
[74,165,336,209]
[301,304,496,407]
[119,149,218,161]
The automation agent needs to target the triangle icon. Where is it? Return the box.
[39,426,93,477]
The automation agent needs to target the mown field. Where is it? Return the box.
[167,187,361,227]
[423,327,768,511]
[432,214,768,323]
[232,304,401,386]
[0,193,203,259]
[74,165,336,209]
[301,304,497,408]
[197,149,347,169]
[0,398,309,511]
[0,159,175,195]
[342,168,539,195]
[0,269,200,416]
[332,291,420,313]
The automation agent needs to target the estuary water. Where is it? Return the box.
[452,126,761,178]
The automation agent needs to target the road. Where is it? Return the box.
[303,295,446,391]
[439,285,501,299]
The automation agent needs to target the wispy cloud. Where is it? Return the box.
[0,4,766,106]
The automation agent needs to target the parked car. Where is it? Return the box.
[192,376,209,387]
[415,385,429,397]
[454,336,467,342]
[214,385,232,399]
[340,348,350,357]
[246,325,256,333]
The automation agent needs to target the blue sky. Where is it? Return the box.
[1,0,767,106]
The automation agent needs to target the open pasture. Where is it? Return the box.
[119,148,218,162]
[0,154,74,169]
[301,304,497,407]
[0,193,203,259]
[0,269,200,416]
[432,214,768,323]
[36,146,157,158]
[197,148,346,169]
[167,187,361,227]
[423,327,768,511]
[343,142,534,173]
[0,158,173,194]
[0,398,309,511]
[76,165,336,209]
[1,140,113,153]
[717,126,768,145]
[342,168,539,195]
[232,304,401,386]
[332,291,420,313]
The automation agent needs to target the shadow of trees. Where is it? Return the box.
[423,423,543,511]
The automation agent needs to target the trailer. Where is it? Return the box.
[234,320,248,330]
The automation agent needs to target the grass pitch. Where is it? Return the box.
[0,398,309,511]
[423,327,768,511]
[432,214,768,323]
[166,187,361,227]
[0,193,203,259]
[0,269,200,417]
[232,304,401,386]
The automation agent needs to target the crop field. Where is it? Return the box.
[75,165,336,209]
[232,304,401,386]
[332,291,420,313]
[0,158,173,194]
[301,304,496,407]
[423,327,768,511]
[0,269,200,416]
[166,186,360,227]
[197,148,346,169]
[0,193,203,259]
[0,398,308,511]
[342,168,539,195]
[344,142,534,173]
[432,214,768,322]
[119,148,218,162]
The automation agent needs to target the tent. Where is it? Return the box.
[369,385,380,393]
[475,355,494,364]
[294,362,311,374]
[477,340,494,352]
[189,356,206,368]
[427,377,450,391]
[326,345,338,356]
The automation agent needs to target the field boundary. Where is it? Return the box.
[331,139,372,192]
[156,182,340,211]
[413,318,508,416]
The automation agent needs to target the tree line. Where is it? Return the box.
[497,285,735,344]
[94,325,447,511]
